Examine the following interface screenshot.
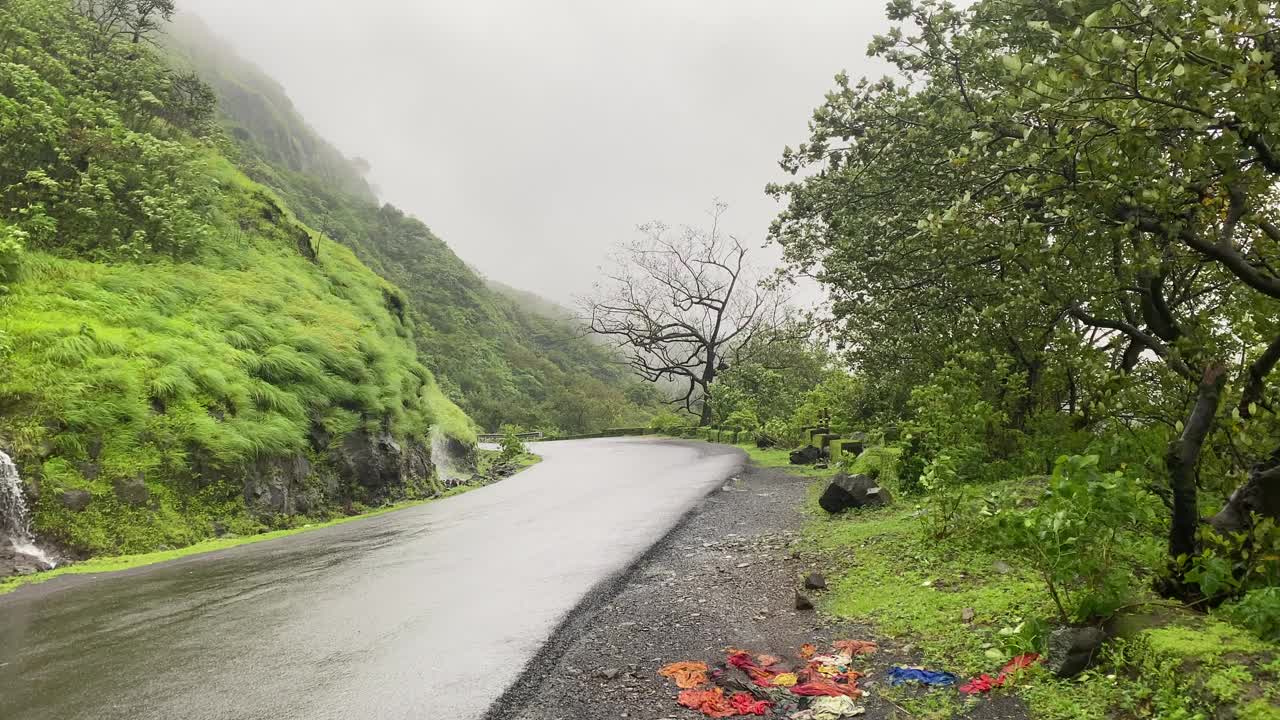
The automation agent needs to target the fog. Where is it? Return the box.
[182,0,894,304]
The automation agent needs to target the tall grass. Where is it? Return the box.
[0,152,475,554]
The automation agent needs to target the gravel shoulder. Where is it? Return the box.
[489,457,1032,720]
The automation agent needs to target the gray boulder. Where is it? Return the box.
[60,489,92,512]
[819,472,891,513]
[1045,626,1106,678]
[789,445,823,465]
[335,431,403,490]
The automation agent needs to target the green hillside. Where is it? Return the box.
[166,14,664,434]
[0,0,472,556]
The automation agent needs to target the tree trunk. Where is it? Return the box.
[1166,363,1227,569]
[1209,446,1280,536]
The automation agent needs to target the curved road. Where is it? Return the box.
[0,438,744,720]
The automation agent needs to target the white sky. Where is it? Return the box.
[182,0,895,304]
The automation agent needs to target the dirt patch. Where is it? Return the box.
[489,460,1031,720]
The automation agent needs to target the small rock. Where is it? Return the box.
[795,591,814,611]
[113,474,149,507]
[599,667,622,680]
[961,607,975,623]
[1045,626,1106,678]
[992,560,1013,574]
[804,572,828,590]
[59,489,92,512]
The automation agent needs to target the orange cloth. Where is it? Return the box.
[677,687,736,718]
[659,661,710,689]
[799,643,817,659]
[833,640,878,656]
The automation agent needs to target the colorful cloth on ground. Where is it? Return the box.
[729,692,773,716]
[677,687,736,718]
[799,643,817,659]
[886,666,958,687]
[772,672,798,687]
[959,674,999,694]
[728,651,779,687]
[833,640,878,656]
[659,661,710,689]
[791,669,863,698]
[756,654,783,667]
[803,695,867,719]
[959,653,1041,694]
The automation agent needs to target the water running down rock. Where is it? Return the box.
[0,450,57,571]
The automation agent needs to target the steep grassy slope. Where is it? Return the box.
[166,15,665,434]
[0,0,472,559]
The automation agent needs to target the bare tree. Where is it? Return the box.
[74,0,175,46]
[585,203,780,426]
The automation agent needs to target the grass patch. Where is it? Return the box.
[800,448,1280,719]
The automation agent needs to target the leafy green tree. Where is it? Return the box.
[772,0,1280,592]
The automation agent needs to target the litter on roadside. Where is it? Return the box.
[789,695,866,719]
[659,641,872,717]
[958,653,1040,694]
[886,666,958,687]
[661,661,711,689]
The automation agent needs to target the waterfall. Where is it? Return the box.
[0,451,56,570]
[429,427,464,488]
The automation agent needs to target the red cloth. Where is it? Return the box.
[791,669,863,698]
[677,687,736,718]
[727,651,778,687]
[833,639,878,656]
[959,653,1041,694]
[959,674,999,694]
[729,692,772,716]
[1002,653,1040,674]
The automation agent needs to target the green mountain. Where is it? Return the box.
[0,0,472,561]
[165,13,662,435]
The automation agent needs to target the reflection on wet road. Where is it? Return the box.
[0,438,743,720]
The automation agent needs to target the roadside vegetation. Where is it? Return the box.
[635,3,1280,715]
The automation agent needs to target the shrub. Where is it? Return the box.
[1220,586,1280,643]
[499,429,526,462]
[649,410,692,435]
[993,455,1160,622]
[722,408,759,432]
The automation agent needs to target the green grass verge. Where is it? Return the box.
[796,450,1280,719]
[1,448,542,596]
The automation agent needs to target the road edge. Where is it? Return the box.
[481,440,748,720]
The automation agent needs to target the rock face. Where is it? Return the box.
[60,489,91,512]
[819,472,891,514]
[242,455,317,515]
[113,475,150,507]
[335,431,403,491]
[789,445,823,465]
[1045,626,1106,678]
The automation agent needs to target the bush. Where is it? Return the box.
[649,410,692,434]
[992,455,1161,622]
[722,408,759,432]
[0,221,24,292]
[1220,586,1280,643]
[499,428,526,462]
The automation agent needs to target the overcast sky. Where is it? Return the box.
[182,0,895,304]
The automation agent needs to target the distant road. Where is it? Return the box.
[0,438,744,720]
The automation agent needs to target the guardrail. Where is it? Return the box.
[476,431,545,443]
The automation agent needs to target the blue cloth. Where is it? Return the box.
[887,666,959,687]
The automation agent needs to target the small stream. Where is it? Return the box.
[1,450,57,570]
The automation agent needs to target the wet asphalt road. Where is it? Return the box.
[0,438,744,720]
